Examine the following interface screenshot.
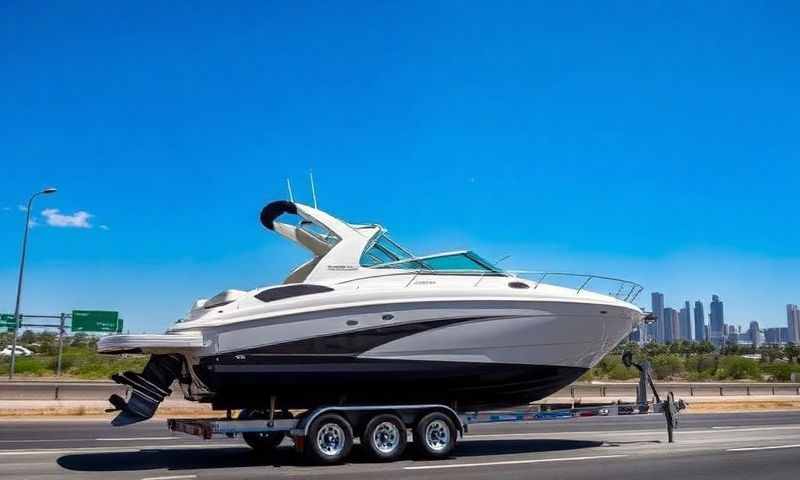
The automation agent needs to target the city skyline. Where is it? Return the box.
[641,292,799,347]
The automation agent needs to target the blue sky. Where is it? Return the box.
[1,1,798,332]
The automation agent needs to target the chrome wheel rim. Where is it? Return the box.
[316,423,345,457]
[372,421,401,454]
[424,419,450,451]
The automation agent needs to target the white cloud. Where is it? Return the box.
[17,205,28,212]
[28,218,38,228]
[41,209,93,228]
[99,224,110,230]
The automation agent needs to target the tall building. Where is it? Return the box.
[679,301,692,341]
[749,321,763,348]
[709,295,725,347]
[694,301,705,342]
[765,327,782,345]
[780,327,790,344]
[787,304,800,345]
[651,292,665,343]
[663,307,677,343]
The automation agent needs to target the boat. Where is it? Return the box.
[97,200,645,426]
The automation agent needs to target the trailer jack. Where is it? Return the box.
[623,351,687,443]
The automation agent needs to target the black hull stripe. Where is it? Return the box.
[220,315,516,358]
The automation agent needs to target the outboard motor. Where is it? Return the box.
[106,354,183,426]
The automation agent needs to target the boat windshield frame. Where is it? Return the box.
[371,250,505,275]
[359,231,415,267]
[359,229,504,275]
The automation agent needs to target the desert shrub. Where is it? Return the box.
[607,363,638,380]
[686,370,712,381]
[715,356,761,380]
[762,363,800,382]
[685,354,717,377]
[651,354,685,380]
[588,355,637,380]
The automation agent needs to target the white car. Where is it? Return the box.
[0,346,33,357]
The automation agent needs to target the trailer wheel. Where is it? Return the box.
[362,414,407,461]
[415,412,456,458]
[239,409,289,453]
[305,413,353,464]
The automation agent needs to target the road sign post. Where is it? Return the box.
[56,313,66,377]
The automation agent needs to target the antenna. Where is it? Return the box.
[309,170,318,208]
[286,178,295,202]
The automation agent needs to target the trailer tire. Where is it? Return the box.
[415,412,456,458]
[362,414,407,461]
[305,413,354,464]
[239,409,288,453]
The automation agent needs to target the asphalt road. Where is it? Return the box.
[1,411,799,479]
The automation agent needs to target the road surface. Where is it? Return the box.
[1,412,799,479]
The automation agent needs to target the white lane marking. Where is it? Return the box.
[701,426,800,434]
[404,454,628,470]
[96,437,180,441]
[140,475,197,480]
[0,436,180,443]
[727,444,800,452]
[466,424,800,439]
[0,439,77,443]
[0,444,235,456]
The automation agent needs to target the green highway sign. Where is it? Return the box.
[1,313,18,329]
[71,310,119,332]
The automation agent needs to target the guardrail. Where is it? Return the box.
[0,381,125,401]
[553,382,800,399]
[1,381,799,402]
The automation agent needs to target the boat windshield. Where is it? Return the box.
[360,233,415,266]
[360,233,502,274]
[381,251,502,273]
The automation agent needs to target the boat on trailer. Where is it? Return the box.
[97,199,654,463]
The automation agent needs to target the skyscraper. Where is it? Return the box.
[787,305,800,345]
[663,307,677,343]
[709,295,725,347]
[694,301,705,342]
[679,301,692,341]
[780,327,789,344]
[749,321,762,348]
[651,292,665,343]
[765,327,782,345]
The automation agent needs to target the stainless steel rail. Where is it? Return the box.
[512,271,644,302]
[336,269,644,302]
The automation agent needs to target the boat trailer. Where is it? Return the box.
[165,351,686,463]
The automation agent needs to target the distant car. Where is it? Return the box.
[0,346,33,357]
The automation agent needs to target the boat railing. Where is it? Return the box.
[338,269,643,302]
[510,271,643,302]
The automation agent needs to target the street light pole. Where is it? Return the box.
[9,187,56,380]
